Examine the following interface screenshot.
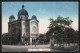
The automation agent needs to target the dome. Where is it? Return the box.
[9,15,15,19]
[32,15,37,20]
[18,5,28,16]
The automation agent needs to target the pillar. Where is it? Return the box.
[30,38,32,45]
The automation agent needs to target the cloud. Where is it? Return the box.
[37,9,47,14]
[8,2,15,8]
[61,5,69,11]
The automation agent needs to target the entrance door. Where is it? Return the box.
[24,38,29,45]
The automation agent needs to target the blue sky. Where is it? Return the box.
[2,2,78,34]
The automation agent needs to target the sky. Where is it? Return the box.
[2,2,79,34]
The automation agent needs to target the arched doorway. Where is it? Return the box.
[24,37,29,45]
[23,33,29,45]
[32,38,37,45]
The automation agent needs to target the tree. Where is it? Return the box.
[2,33,9,45]
[39,34,47,44]
[48,16,73,29]
[74,31,78,43]
[64,28,78,46]
[47,16,76,47]
[2,33,19,45]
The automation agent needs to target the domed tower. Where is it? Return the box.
[9,15,15,22]
[18,5,29,20]
[32,15,37,20]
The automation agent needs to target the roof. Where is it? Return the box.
[32,15,37,20]
[9,15,15,19]
[18,5,28,16]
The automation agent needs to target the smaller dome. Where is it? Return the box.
[32,15,37,20]
[9,15,15,19]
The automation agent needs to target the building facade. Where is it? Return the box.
[8,5,39,45]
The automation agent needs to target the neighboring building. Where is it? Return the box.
[8,5,39,45]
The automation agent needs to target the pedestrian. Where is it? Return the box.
[35,43,36,47]
[25,44,26,46]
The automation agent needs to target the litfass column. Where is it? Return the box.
[50,33,54,48]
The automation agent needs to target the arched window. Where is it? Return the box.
[20,15,25,19]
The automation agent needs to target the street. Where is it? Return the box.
[2,45,62,52]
